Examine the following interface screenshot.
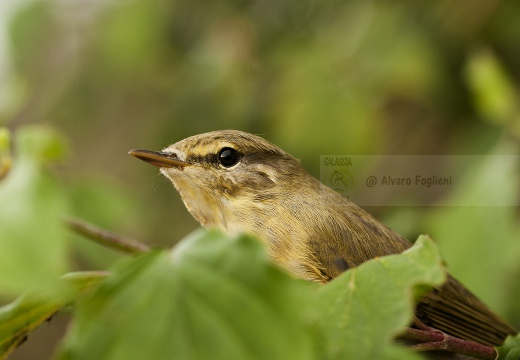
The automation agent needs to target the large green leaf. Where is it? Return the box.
[55,230,318,360]
[56,231,447,360]
[315,235,445,360]
[0,126,70,296]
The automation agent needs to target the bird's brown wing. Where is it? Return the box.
[416,275,517,347]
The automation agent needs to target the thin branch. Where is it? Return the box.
[65,217,151,254]
[397,320,497,359]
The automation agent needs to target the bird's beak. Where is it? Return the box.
[128,149,187,168]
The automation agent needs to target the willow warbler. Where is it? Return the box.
[129,130,516,347]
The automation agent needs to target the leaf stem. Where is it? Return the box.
[65,217,150,254]
[398,320,497,359]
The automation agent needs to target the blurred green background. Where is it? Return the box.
[0,0,519,358]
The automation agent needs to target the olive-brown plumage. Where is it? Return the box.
[129,130,516,347]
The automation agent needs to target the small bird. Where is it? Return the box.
[129,130,516,348]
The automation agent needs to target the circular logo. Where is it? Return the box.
[326,169,353,194]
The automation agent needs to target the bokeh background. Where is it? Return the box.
[1,0,519,358]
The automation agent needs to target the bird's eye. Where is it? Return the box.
[218,147,239,168]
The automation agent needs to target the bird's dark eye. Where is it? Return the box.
[218,147,239,168]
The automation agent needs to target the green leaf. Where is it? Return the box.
[0,125,70,296]
[55,230,318,360]
[315,235,445,360]
[0,294,61,360]
[0,271,108,360]
[15,124,68,164]
[464,48,518,124]
[496,334,520,360]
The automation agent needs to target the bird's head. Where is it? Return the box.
[129,130,309,232]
